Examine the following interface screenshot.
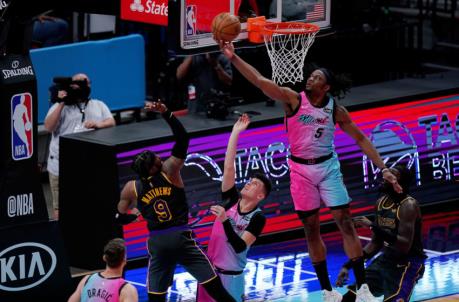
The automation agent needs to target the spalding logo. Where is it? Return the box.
[0,242,57,291]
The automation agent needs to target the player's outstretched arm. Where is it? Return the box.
[219,41,298,106]
[145,101,190,187]
[336,105,402,193]
[222,114,250,192]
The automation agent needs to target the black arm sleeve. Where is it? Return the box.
[371,223,397,244]
[245,213,266,237]
[221,186,240,210]
[223,219,247,253]
[114,212,139,225]
[162,110,189,159]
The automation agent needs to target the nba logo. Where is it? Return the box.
[11,93,33,160]
[186,5,197,36]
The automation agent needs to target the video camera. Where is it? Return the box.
[49,77,91,105]
[204,89,230,120]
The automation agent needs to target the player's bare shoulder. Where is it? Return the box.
[399,195,421,218]
[120,283,139,302]
[401,195,419,207]
[334,104,351,124]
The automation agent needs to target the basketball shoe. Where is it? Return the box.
[356,284,380,302]
[322,289,343,302]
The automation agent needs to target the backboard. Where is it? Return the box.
[168,0,331,55]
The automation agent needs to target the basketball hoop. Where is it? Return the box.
[262,22,319,85]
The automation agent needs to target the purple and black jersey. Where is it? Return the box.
[135,172,188,231]
[375,195,425,259]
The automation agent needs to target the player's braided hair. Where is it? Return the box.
[131,150,156,179]
[318,67,352,99]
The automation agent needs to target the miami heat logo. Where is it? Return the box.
[11,93,33,160]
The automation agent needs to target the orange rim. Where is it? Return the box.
[263,22,320,36]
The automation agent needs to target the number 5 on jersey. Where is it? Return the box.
[315,127,324,138]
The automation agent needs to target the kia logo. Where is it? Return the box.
[0,242,57,291]
[11,61,19,69]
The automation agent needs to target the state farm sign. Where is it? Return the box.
[121,0,168,26]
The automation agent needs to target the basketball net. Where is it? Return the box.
[263,23,319,85]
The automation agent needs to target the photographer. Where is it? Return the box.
[44,73,115,220]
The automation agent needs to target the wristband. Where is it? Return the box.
[115,212,138,225]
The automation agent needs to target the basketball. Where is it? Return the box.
[211,12,241,42]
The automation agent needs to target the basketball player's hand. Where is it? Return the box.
[145,100,167,113]
[336,267,349,287]
[210,205,227,222]
[219,41,235,60]
[353,216,372,228]
[382,170,403,193]
[232,114,250,133]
